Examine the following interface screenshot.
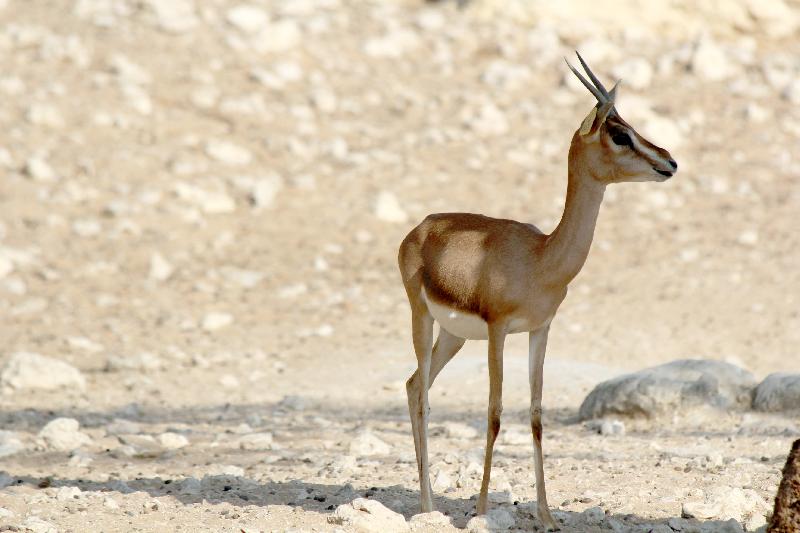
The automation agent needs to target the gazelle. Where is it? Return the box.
[398,53,677,530]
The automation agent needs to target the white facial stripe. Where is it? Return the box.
[631,133,667,166]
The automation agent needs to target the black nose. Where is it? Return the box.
[668,159,678,170]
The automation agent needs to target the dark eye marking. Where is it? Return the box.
[611,131,632,147]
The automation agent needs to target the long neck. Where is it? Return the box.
[543,154,606,286]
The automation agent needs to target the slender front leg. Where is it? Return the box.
[529,326,559,531]
[406,328,465,510]
[408,309,434,512]
[477,322,506,515]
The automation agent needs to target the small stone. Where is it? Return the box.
[56,486,82,501]
[149,0,198,33]
[26,103,64,128]
[149,252,174,281]
[38,418,92,451]
[329,498,409,532]
[737,230,758,246]
[202,312,233,331]
[311,88,337,113]
[467,103,509,137]
[103,496,119,509]
[22,517,57,533]
[0,255,12,279]
[236,432,274,451]
[226,5,269,34]
[110,54,151,85]
[582,506,606,525]
[219,374,239,388]
[0,431,24,457]
[250,174,283,208]
[1,352,86,392]
[174,182,236,214]
[0,507,13,518]
[24,157,57,181]
[374,191,408,223]
[158,432,189,450]
[600,419,626,436]
[349,430,391,456]
[364,29,420,58]
[692,35,732,81]
[205,140,252,166]
[466,508,515,532]
[106,352,163,372]
[432,470,451,491]
[251,20,301,53]
[206,464,245,477]
[410,511,452,529]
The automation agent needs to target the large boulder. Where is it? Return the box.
[753,373,800,411]
[579,359,756,420]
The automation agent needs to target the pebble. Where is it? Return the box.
[374,191,408,223]
[202,312,234,331]
[22,517,58,533]
[235,432,274,451]
[410,511,452,530]
[0,255,11,279]
[466,103,509,137]
[158,432,189,450]
[0,431,24,457]
[692,36,732,81]
[38,418,92,451]
[26,103,64,128]
[106,352,163,372]
[1,352,86,392]
[55,486,82,501]
[149,252,174,281]
[349,430,391,456]
[219,266,264,288]
[24,157,57,181]
[251,20,301,53]
[432,470,451,491]
[226,5,270,34]
[363,29,420,58]
[174,182,236,214]
[205,140,252,166]
[149,0,198,34]
[466,508,515,532]
[329,498,409,532]
[250,174,284,208]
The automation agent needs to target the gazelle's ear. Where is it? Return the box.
[579,101,614,139]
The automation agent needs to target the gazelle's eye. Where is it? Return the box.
[611,132,632,147]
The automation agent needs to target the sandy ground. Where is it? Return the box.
[1,0,799,531]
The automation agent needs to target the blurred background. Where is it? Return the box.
[0,0,798,531]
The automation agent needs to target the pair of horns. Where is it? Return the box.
[566,52,619,106]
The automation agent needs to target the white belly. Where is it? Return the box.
[422,289,529,340]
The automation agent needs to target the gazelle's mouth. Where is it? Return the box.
[654,168,674,178]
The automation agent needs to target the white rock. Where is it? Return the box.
[148,0,198,33]
[219,267,264,288]
[737,230,758,246]
[158,432,189,450]
[1,352,85,392]
[682,486,769,527]
[444,422,479,439]
[600,419,626,436]
[26,103,64,128]
[38,418,92,451]
[432,470,451,491]
[22,517,57,533]
[72,218,102,237]
[220,374,240,388]
[784,79,800,104]
[110,54,151,85]
[330,498,409,532]
[175,182,236,214]
[0,507,13,518]
[311,88,338,113]
[205,140,252,166]
[251,20,301,53]
[410,511,452,530]
[612,58,653,90]
[226,4,269,34]
[106,352,163,372]
[349,430,391,456]
[236,432,274,450]
[56,486,82,500]
[206,464,245,477]
[24,157,57,181]
[745,0,798,38]
[0,431,24,457]
[0,255,13,279]
[467,103,509,137]
[692,36,732,81]
[149,252,174,281]
[364,29,420,58]
[250,174,284,208]
[374,191,408,223]
[103,496,119,509]
[202,312,234,331]
[466,509,515,532]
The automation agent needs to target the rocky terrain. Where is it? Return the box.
[1,0,800,531]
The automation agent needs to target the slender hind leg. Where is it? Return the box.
[477,323,506,515]
[407,326,466,512]
[529,326,559,531]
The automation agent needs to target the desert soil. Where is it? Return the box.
[1,0,799,531]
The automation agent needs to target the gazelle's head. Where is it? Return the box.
[566,52,678,184]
